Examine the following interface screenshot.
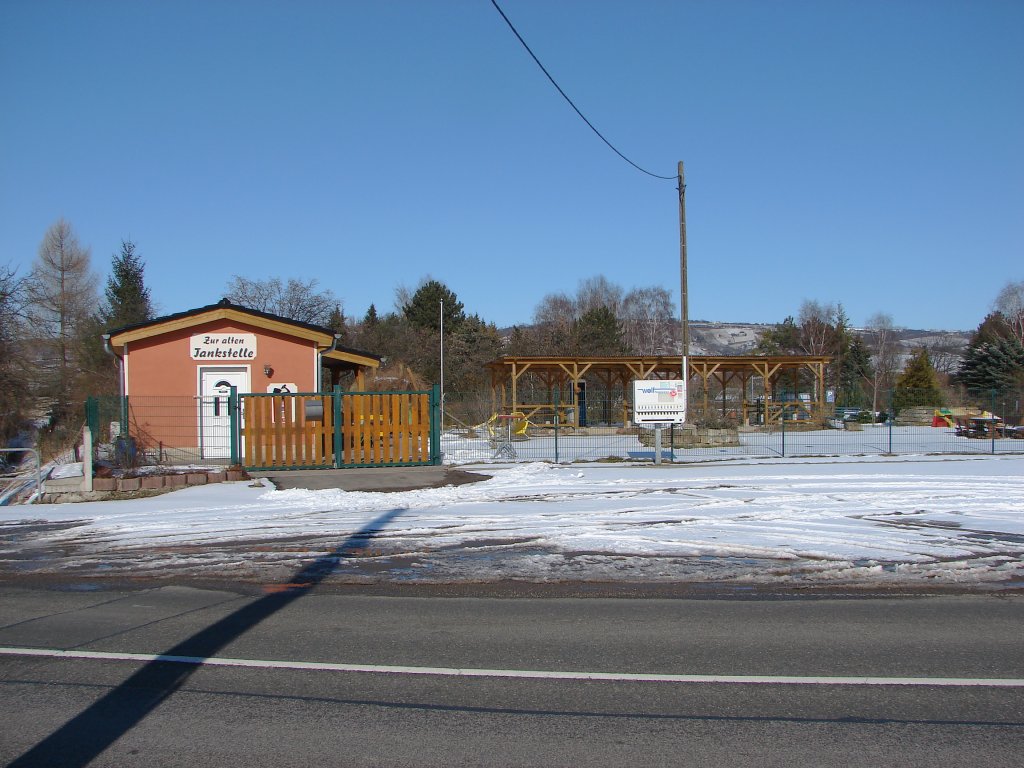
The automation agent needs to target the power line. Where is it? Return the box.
[490,0,675,181]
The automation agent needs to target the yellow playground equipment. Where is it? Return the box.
[485,412,532,444]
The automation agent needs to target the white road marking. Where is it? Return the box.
[2,646,1023,687]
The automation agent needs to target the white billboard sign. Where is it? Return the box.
[190,333,257,361]
[632,379,687,425]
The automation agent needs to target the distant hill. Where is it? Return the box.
[688,321,971,357]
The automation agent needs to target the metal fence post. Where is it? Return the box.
[781,403,786,458]
[229,386,239,465]
[430,384,442,465]
[84,397,98,439]
[991,388,997,455]
[553,388,560,463]
[887,389,893,454]
[333,385,343,468]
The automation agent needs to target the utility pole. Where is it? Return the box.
[439,300,445,434]
[678,160,689,369]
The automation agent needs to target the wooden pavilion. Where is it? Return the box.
[483,355,831,427]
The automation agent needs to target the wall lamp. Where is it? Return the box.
[263,363,273,377]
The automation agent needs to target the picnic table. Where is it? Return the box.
[955,416,1022,439]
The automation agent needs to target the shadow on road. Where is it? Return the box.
[9,507,406,768]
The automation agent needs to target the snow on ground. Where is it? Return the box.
[1,455,1022,588]
[441,423,1024,463]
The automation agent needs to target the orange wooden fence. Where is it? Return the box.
[239,390,436,469]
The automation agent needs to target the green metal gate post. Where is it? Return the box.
[85,397,99,438]
[430,384,442,465]
[333,385,343,468]
[229,386,239,465]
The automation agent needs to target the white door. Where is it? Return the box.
[199,367,249,459]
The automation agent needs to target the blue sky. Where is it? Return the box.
[2,0,1021,332]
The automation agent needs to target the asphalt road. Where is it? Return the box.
[0,585,1021,767]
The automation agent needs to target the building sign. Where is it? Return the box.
[190,333,257,360]
[632,379,687,424]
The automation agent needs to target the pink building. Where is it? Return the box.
[104,299,380,460]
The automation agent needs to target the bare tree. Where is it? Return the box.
[225,276,340,327]
[530,292,576,354]
[864,312,900,415]
[26,219,98,422]
[994,280,1024,345]
[621,286,675,355]
[0,264,30,443]
[924,333,965,378]
[533,292,575,326]
[393,282,416,316]
[797,300,837,356]
[576,275,623,317]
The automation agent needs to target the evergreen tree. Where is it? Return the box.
[755,316,801,354]
[755,316,815,396]
[444,315,504,392]
[828,305,855,404]
[104,239,153,328]
[969,312,1011,346]
[570,305,625,356]
[893,348,943,412]
[404,280,465,332]
[840,335,873,407]
[76,239,154,398]
[350,304,385,357]
[957,336,1024,398]
[326,304,347,343]
[363,304,379,327]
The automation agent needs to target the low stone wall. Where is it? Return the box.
[91,469,248,492]
[895,406,936,426]
[638,426,741,449]
[42,469,250,503]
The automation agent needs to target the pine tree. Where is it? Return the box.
[404,280,465,333]
[104,240,153,329]
[755,317,801,354]
[893,348,943,412]
[969,312,1011,346]
[841,336,873,407]
[957,336,1024,397]
[570,306,625,356]
[77,240,155,398]
[363,304,379,327]
[327,304,347,343]
[443,315,503,392]
[505,326,531,356]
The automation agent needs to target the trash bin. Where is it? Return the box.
[114,436,137,468]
